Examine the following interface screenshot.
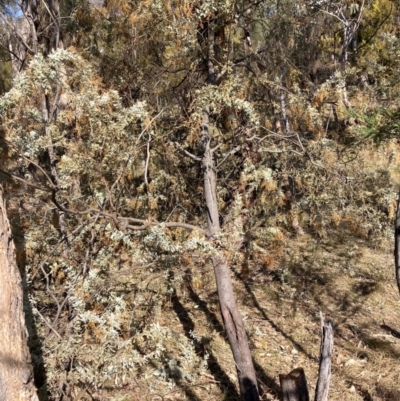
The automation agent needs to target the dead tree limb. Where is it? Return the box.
[314,313,334,401]
[279,314,333,401]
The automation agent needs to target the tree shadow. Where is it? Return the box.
[380,324,400,340]
[180,271,281,400]
[9,209,49,401]
[233,267,316,362]
[131,342,204,401]
[170,281,240,400]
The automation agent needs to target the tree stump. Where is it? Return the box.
[279,368,309,401]
[314,314,334,401]
[279,313,334,401]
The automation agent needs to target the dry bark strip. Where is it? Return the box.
[314,314,334,401]
[0,186,39,401]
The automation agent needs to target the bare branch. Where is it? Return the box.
[144,134,151,186]
[216,145,242,168]
[173,141,202,161]
[0,169,53,192]
[34,307,62,340]
[50,190,205,233]
[0,11,34,54]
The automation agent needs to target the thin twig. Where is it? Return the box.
[173,141,202,161]
[0,169,53,192]
[34,307,62,339]
[144,134,151,186]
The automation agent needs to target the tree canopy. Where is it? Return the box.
[1,0,400,400]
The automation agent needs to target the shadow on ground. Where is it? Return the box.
[176,270,282,400]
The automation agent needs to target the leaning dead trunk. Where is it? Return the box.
[394,191,400,296]
[212,253,259,400]
[0,186,39,401]
[201,106,259,400]
[198,15,259,399]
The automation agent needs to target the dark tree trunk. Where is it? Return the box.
[394,191,400,296]
[279,368,309,401]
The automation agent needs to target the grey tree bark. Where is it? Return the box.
[279,314,333,401]
[200,18,259,401]
[0,186,39,401]
[201,112,259,400]
[314,315,334,401]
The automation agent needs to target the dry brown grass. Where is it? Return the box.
[103,232,400,401]
[84,143,400,401]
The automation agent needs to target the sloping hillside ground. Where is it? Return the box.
[95,147,400,401]
[122,240,398,401]
[14,137,399,400]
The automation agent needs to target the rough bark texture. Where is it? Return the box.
[0,186,39,401]
[211,254,259,400]
[279,368,310,401]
[395,191,400,296]
[201,107,259,400]
[8,18,31,80]
[314,315,334,401]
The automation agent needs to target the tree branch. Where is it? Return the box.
[173,141,202,161]
[50,190,205,233]
[0,11,34,54]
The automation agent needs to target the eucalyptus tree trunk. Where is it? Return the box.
[7,18,31,80]
[200,20,259,401]
[0,186,39,401]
